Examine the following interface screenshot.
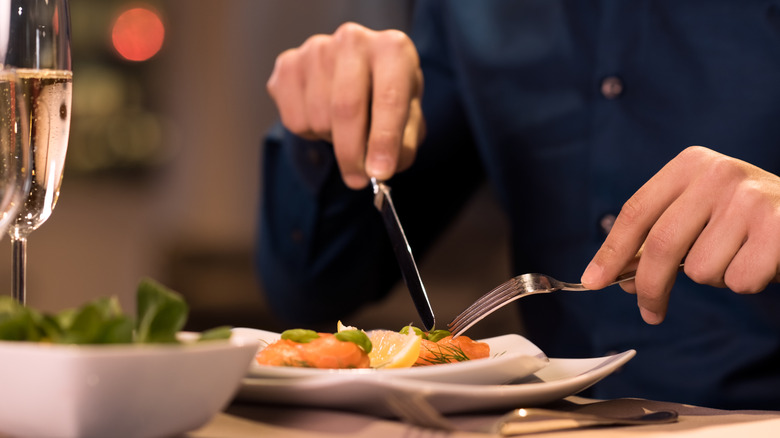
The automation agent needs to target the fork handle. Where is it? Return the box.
[562,263,685,291]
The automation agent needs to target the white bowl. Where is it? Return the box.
[0,333,259,438]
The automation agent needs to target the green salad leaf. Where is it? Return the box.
[0,278,231,345]
[136,278,189,343]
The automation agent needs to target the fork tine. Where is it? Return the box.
[449,277,520,323]
[447,276,525,336]
[448,278,519,327]
[448,293,527,338]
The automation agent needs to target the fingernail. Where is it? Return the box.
[367,155,393,179]
[581,261,603,286]
[639,306,662,325]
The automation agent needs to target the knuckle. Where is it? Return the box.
[678,145,719,165]
[724,276,763,294]
[683,261,720,285]
[267,50,296,95]
[635,285,666,309]
[373,85,403,109]
[331,94,363,120]
[701,154,745,185]
[370,129,402,151]
[724,265,765,294]
[643,223,679,260]
[376,29,416,54]
[678,145,708,160]
[596,241,622,260]
[733,180,772,212]
[334,22,371,47]
[618,196,647,229]
[301,34,333,65]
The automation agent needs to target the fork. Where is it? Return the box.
[448,264,685,337]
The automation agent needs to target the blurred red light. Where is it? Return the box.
[112,7,165,62]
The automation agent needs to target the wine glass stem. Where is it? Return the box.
[12,236,27,305]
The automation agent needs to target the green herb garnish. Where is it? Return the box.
[400,325,424,337]
[417,344,471,365]
[399,325,451,342]
[281,329,320,343]
[334,329,372,354]
[425,329,451,342]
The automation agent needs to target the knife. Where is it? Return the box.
[371,178,436,330]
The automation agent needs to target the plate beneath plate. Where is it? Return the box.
[233,327,549,385]
[236,349,635,416]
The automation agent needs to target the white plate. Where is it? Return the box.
[236,349,635,416]
[232,327,549,385]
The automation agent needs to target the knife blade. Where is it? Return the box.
[371,178,436,330]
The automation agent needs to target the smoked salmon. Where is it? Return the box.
[414,335,490,366]
[256,332,370,369]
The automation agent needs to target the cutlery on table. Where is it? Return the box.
[386,392,678,435]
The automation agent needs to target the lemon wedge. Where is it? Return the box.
[336,320,357,332]
[367,329,422,368]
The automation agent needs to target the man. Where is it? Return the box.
[259,0,780,409]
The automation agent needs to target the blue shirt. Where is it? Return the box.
[258,0,780,409]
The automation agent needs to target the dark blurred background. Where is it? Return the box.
[1,0,522,339]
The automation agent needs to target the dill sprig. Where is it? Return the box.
[415,343,471,365]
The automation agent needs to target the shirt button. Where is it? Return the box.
[600,214,617,235]
[601,76,623,99]
[290,228,304,243]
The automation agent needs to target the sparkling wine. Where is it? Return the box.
[9,68,73,238]
[0,73,26,233]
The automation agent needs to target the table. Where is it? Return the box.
[186,396,780,437]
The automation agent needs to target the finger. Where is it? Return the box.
[633,182,712,324]
[582,147,703,288]
[723,199,780,292]
[398,94,425,171]
[365,30,421,180]
[267,49,311,137]
[302,35,335,140]
[330,28,372,189]
[616,252,641,294]
[684,203,748,288]
[724,235,777,294]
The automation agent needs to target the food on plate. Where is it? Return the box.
[254,323,490,369]
[255,331,371,368]
[415,335,491,366]
[0,278,231,344]
[366,329,421,368]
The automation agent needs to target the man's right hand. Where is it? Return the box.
[267,22,425,189]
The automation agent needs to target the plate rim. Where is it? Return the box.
[236,348,636,415]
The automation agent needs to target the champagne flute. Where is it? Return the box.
[0,70,30,243]
[2,0,72,304]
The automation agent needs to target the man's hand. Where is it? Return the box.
[267,22,425,189]
[582,146,780,324]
